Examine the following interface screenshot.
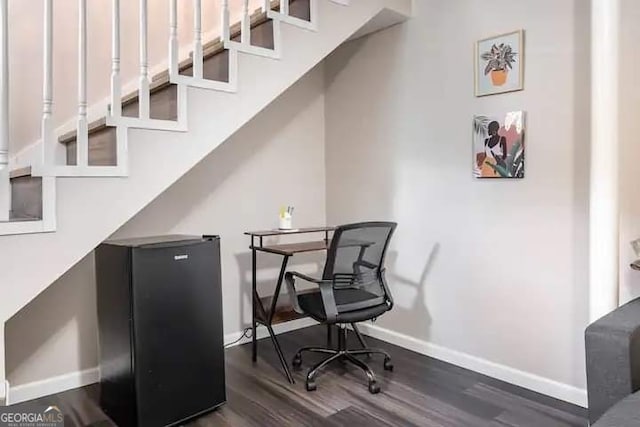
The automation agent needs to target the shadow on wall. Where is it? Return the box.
[324,25,432,337]
[381,245,438,340]
[5,253,98,387]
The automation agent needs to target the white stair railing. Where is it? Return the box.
[280,0,289,16]
[76,0,89,167]
[193,0,204,79]
[221,0,230,43]
[41,0,54,168]
[169,0,178,80]
[241,0,251,45]
[166,0,237,93]
[0,0,331,232]
[138,0,150,120]
[110,0,121,118]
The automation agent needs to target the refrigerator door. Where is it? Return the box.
[131,238,225,427]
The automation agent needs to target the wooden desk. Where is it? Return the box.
[245,226,335,383]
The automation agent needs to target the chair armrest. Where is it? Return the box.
[284,271,339,322]
[286,271,324,284]
[354,259,377,270]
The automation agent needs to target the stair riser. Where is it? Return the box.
[66,127,117,167]
[181,50,231,82]
[122,84,179,121]
[10,176,42,220]
[288,0,312,22]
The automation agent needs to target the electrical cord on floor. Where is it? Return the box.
[224,327,253,348]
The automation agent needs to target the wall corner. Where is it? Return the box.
[0,324,6,405]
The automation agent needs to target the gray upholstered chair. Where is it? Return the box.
[585,297,640,425]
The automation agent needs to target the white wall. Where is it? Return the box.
[5,253,98,387]
[5,66,326,387]
[324,0,590,398]
[8,0,633,406]
[8,0,263,155]
[619,0,640,303]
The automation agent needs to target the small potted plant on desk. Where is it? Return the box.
[481,43,517,87]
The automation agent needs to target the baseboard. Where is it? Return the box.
[7,368,99,406]
[224,317,317,348]
[0,380,7,405]
[6,319,317,405]
[355,322,588,408]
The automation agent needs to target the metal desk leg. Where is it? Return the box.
[251,247,257,362]
[266,255,295,384]
[266,323,295,384]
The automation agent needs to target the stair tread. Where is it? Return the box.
[10,166,32,179]
[59,117,108,144]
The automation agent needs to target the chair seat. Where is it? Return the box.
[299,288,390,324]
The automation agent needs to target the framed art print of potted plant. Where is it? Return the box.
[475,30,524,97]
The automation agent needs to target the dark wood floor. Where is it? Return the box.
[15,326,588,426]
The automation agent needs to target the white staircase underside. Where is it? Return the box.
[0,0,410,402]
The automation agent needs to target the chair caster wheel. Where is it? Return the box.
[368,381,380,394]
[383,357,394,371]
[292,354,302,368]
[306,380,317,392]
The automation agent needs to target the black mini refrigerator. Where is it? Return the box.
[95,235,226,427]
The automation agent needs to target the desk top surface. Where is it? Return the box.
[244,226,335,237]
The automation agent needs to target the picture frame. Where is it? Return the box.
[475,30,524,97]
[473,111,525,179]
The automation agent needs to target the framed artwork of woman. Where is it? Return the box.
[473,111,525,179]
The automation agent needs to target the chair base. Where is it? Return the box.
[292,326,393,394]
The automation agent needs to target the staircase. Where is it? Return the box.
[0,0,410,402]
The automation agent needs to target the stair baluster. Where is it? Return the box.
[221,0,230,43]
[169,0,178,80]
[139,0,150,120]
[0,0,7,170]
[0,0,8,221]
[41,0,55,168]
[280,0,289,16]
[110,0,121,118]
[193,0,203,79]
[241,0,250,45]
[76,0,89,167]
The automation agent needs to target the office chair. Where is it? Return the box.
[285,221,397,394]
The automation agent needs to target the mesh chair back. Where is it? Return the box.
[322,222,397,314]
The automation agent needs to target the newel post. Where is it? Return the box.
[590,0,621,321]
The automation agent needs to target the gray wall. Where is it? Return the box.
[619,0,640,303]
[324,0,590,391]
